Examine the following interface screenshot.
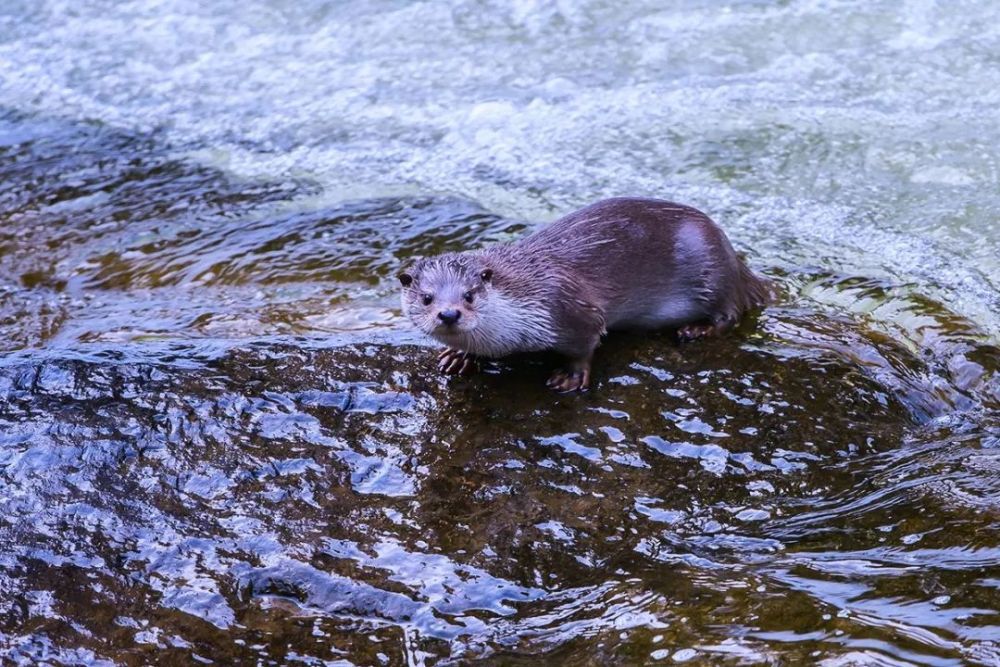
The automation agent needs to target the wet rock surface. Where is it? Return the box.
[2,308,999,664]
[2,8,1000,660]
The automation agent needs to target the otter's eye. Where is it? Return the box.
[480,269,493,282]
[463,291,474,304]
[421,294,433,306]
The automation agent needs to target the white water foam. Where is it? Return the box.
[1,0,998,333]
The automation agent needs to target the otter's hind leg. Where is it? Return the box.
[546,356,592,393]
[677,314,737,343]
[438,348,479,375]
[547,331,601,393]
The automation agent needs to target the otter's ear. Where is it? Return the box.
[397,271,413,287]
[480,268,493,283]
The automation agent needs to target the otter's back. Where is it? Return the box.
[520,197,757,330]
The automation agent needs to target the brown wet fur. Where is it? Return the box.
[403,197,772,392]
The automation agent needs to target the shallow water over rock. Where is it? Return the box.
[1,116,999,665]
[2,1,1000,665]
[2,315,999,664]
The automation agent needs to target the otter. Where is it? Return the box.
[398,197,771,392]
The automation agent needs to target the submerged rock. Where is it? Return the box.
[2,295,998,663]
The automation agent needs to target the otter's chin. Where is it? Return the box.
[429,326,476,349]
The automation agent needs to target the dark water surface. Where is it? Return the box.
[1,113,999,666]
[3,1,1000,665]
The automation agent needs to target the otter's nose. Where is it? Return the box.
[437,309,461,326]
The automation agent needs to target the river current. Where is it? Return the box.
[1,1,999,665]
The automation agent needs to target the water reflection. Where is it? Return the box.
[1,99,999,667]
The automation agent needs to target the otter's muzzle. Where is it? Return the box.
[437,309,461,326]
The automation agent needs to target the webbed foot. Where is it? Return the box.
[546,367,591,393]
[677,323,718,342]
[437,348,479,375]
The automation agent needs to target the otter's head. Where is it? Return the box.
[398,254,495,351]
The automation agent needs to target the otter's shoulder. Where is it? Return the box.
[578,197,709,219]
[525,198,714,251]
[547,197,712,230]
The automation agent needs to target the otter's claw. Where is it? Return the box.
[437,348,479,376]
[677,323,717,342]
[546,368,590,393]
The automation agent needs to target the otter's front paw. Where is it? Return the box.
[437,348,479,376]
[546,368,591,393]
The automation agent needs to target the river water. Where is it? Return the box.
[1,1,999,665]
